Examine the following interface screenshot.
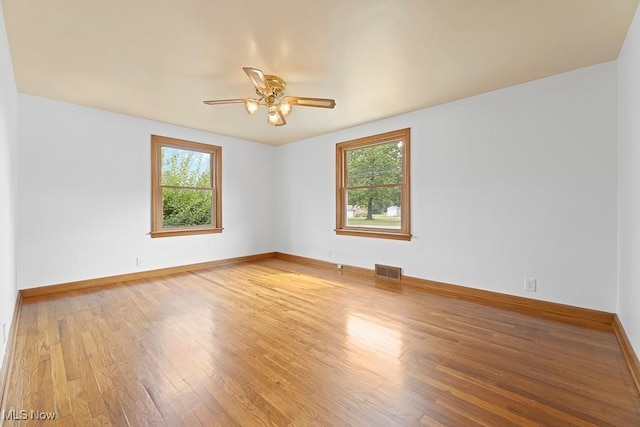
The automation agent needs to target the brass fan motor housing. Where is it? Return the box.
[261,75,286,98]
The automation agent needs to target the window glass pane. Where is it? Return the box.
[161,147,211,188]
[346,186,401,229]
[347,141,403,187]
[162,188,212,227]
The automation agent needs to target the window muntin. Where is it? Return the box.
[336,128,410,240]
[151,135,222,238]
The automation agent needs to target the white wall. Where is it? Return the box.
[276,62,618,312]
[618,5,640,356]
[0,4,17,371]
[17,95,275,289]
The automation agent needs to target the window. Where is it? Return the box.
[151,135,222,238]
[336,128,410,240]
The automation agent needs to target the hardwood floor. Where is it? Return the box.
[2,259,639,426]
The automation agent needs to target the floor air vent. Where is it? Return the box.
[375,264,402,281]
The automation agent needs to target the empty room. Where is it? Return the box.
[1,1,640,425]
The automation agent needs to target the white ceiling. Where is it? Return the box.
[2,0,638,145]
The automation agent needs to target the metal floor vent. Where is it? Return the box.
[375,264,402,281]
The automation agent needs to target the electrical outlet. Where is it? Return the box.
[136,257,143,268]
[336,264,343,269]
[3,322,7,344]
[524,277,537,292]
[328,249,333,258]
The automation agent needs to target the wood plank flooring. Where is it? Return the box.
[2,259,639,426]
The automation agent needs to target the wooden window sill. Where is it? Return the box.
[335,228,411,241]
[150,228,223,238]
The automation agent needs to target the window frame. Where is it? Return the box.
[151,135,222,238]
[335,128,411,241]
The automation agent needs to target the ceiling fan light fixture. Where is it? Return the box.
[244,99,259,115]
[278,100,292,117]
[268,109,280,126]
[268,105,286,126]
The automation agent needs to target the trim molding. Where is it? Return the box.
[400,276,613,327]
[275,252,613,326]
[23,251,614,327]
[275,252,373,277]
[613,315,640,394]
[0,293,23,417]
[20,252,277,298]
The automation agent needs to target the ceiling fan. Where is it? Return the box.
[203,67,336,126]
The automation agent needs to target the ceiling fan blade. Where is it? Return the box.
[203,98,246,105]
[284,96,336,109]
[243,67,271,95]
